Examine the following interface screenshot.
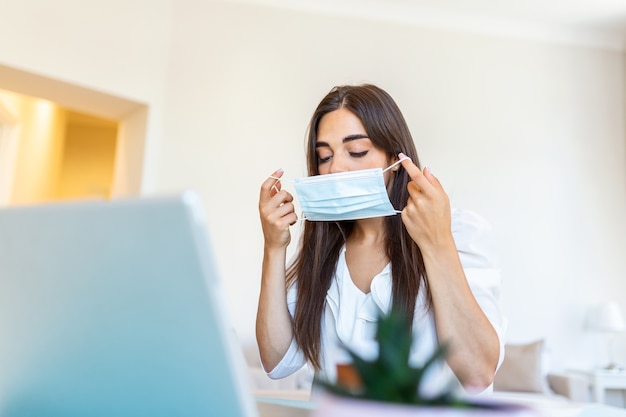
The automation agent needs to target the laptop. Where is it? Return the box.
[0,192,293,417]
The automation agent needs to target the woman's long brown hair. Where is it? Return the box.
[286,84,430,370]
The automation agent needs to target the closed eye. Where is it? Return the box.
[350,150,369,158]
[318,155,332,164]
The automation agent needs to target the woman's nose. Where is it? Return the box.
[329,151,354,173]
[329,156,347,174]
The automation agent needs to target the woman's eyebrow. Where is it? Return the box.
[315,134,370,148]
[343,134,369,143]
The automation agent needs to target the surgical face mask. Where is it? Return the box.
[272,158,406,221]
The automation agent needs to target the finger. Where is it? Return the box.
[274,201,296,219]
[271,181,281,197]
[265,202,298,231]
[406,181,421,199]
[260,168,284,200]
[260,190,294,222]
[398,153,421,180]
[399,153,432,193]
[272,190,294,207]
[423,166,443,190]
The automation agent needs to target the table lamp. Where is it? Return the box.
[586,301,625,371]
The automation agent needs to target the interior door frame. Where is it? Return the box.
[0,64,147,202]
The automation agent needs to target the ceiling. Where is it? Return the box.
[231,0,626,49]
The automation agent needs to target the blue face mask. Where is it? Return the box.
[272,158,406,221]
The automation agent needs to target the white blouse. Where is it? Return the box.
[266,208,507,396]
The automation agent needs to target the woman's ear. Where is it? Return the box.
[389,154,400,171]
[391,157,401,172]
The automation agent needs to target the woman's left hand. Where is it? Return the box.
[399,153,452,250]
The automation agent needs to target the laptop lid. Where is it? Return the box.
[0,193,258,417]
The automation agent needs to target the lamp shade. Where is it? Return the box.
[586,301,626,332]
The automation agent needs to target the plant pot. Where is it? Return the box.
[311,392,541,417]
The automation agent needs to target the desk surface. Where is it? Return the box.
[256,398,312,417]
[255,397,626,417]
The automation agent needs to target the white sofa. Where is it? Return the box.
[492,340,589,402]
[487,339,591,416]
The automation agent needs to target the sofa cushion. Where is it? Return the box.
[493,339,550,393]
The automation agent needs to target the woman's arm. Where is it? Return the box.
[419,238,500,392]
[399,156,500,392]
[256,169,298,372]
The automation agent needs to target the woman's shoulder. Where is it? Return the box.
[451,208,492,232]
[450,208,498,269]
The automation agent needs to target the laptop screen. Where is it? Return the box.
[0,193,258,417]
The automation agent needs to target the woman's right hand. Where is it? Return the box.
[259,168,298,249]
[257,169,298,371]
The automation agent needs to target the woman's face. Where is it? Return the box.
[315,108,393,176]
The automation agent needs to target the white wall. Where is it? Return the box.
[1,0,625,373]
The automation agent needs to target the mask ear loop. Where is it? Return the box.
[268,176,293,182]
[382,155,411,173]
[268,175,294,194]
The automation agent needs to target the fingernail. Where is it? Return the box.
[424,166,432,175]
[276,168,284,175]
[398,152,411,162]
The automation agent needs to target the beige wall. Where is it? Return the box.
[0,0,624,374]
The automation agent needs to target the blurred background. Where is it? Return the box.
[0,0,625,392]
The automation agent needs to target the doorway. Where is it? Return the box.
[0,64,147,206]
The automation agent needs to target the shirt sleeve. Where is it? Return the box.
[451,208,508,371]
[265,283,308,379]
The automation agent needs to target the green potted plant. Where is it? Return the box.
[312,309,538,416]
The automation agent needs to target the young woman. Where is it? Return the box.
[257,84,505,395]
